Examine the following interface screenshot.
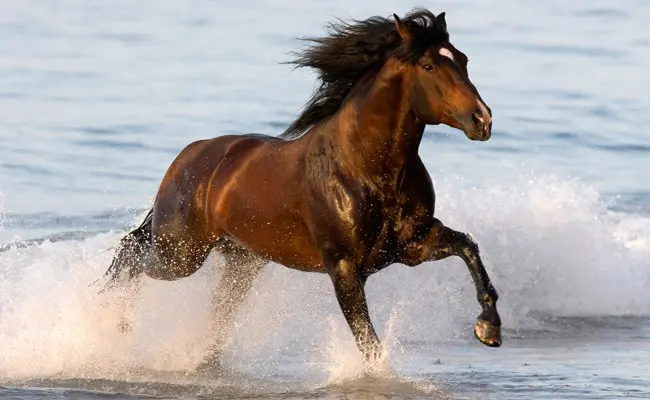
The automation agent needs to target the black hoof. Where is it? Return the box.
[474,319,502,347]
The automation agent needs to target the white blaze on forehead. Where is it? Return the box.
[438,47,455,63]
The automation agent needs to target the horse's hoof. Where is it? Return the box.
[474,319,502,347]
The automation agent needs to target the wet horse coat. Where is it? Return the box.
[104,9,502,366]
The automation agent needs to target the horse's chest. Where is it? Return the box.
[313,172,430,270]
[346,195,418,272]
[359,218,401,273]
[365,195,434,266]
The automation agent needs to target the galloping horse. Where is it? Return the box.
[103,8,502,366]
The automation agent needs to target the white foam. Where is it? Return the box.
[0,174,648,382]
[0,192,5,236]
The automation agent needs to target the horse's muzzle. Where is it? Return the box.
[461,99,492,141]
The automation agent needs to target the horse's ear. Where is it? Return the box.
[393,14,412,41]
[435,12,447,33]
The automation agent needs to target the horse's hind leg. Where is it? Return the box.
[201,240,266,367]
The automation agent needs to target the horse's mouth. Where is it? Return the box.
[465,127,491,141]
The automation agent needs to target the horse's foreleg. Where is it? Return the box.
[201,246,266,368]
[402,218,502,347]
[329,259,382,365]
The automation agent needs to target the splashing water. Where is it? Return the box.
[0,174,649,385]
[0,193,5,236]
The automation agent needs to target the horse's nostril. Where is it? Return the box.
[472,112,483,127]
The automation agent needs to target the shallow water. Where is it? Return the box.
[0,0,649,399]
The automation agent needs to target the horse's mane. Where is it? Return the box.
[281,8,449,139]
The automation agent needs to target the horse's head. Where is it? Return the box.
[395,12,492,141]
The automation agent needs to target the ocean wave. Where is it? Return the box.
[0,174,648,381]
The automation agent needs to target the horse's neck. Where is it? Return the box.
[334,60,423,177]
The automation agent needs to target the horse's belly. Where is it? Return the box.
[215,192,325,272]
[223,221,326,273]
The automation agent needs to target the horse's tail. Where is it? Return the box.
[101,209,154,292]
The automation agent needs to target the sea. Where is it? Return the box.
[0,0,649,399]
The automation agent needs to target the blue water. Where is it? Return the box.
[1,0,649,399]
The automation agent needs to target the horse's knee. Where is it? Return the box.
[400,222,479,266]
[455,231,481,260]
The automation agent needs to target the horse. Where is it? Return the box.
[102,8,502,368]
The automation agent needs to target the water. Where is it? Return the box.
[1,0,649,398]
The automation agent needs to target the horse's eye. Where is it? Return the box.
[423,64,433,71]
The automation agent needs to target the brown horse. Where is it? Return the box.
[103,8,502,367]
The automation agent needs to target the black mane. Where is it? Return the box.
[281,8,449,139]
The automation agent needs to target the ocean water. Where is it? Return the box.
[0,0,649,399]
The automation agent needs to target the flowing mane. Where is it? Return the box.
[281,8,449,139]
